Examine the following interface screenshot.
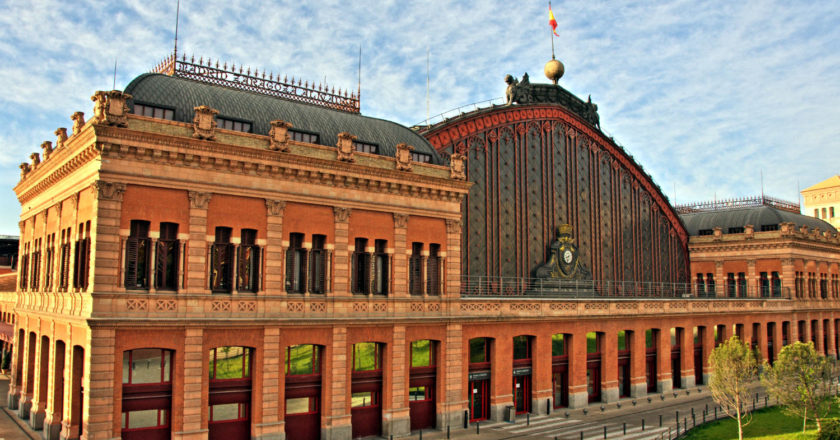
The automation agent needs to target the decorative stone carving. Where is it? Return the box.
[393,213,409,229]
[41,141,53,160]
[19,163,30,179]
[336,132,357,162]
[91,90,132,127]
[69,192,80,209]
[445,218,462,235]
[744,224,754,238]
[71,111,85,135]
[92,181,126,201]
[268,120,293,152]
[334,207,351,222]
[449,153,467,180]
[192,105,219,140]
[53,202,63,217]
[55,127,68,149]
[265,199,286,216]
[535,223,592,280]
[29,152,40,168]
[188,191,212,209]
[395,143,414,171]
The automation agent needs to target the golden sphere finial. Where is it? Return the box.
[544,58,564,85]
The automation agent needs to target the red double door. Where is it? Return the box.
[285,374,321,440]
[409,366,436,431]
[351,370,382,438]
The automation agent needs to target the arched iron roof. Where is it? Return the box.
[680,205,836,235]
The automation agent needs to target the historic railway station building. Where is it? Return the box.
[5,53,840,440]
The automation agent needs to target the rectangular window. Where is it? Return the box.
[217,117,252,133]
[410,340,434,367]
[237,229,260,293]
[286,233,307,294]
[44,234,55,289]
[411,152,432,163]
[73,221,91,290]
[831,207,835,218]
[210,403,248,422]
[29,238,41,290]
[771,272,781,297]
[727,227,745,234]
[286,344,320,375]
[351,391,378,408]
[209,346,250,380]
[122,409,169,429]
[645,330,656,349]
[737,272,746,297]
[513,336,530,360]
[822,208,827,219]
[760,272,769,297]
[760,224,779,231]
[427,243,441,295]
[155,223,180,291]
[353,141,379,154]
[617,331,628,351]
[59,228,71,291]
[409,242,424,295]
[286,397,318,415]
[469,338,488,364]
[373,239,388,295]
[352,238,370,294]
[814,209,819,218]
[353,342,380,371]
[133,103,174,121]
[122,349,171,384]
[309,235,327,294]
[290,130,319,144]
[210,227,234,293]
[125,220,151,289]
[586,332,599,354]
[706,273,715,295]
[698,229,713,236]
[409,386,431,401]
[727,273,736,297]
[551,334,565,357]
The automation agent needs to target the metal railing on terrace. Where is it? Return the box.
[460,275,792,299]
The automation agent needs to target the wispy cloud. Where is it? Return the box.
[0,0,837,234]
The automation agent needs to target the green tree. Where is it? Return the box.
[709,335,759,440]
[761,341,838,433]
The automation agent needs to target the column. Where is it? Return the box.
[702,324,715,385]
[781,259,795,298]
[186,192,211,294]
[531,333,552,414]
[601,331,619,402]
[772,321,783,360]
[44,338,65,440]
[325,326,351,439]
[757,322,769,362]
[714,261,724,297]
[254,327,282,439]
[18,331,35,418]
[441,323,465,430]
[815,319,824,353]
[680,327,695,388]
[392,214,408,297]
[445,219,462,298]
[264,200,286,295]
[489,335,511,421]
[384,325,409,436]
[656,329,672,393]
[29,335,49,429]
[827,319,837,358]
[84,328,116,438]
[173,328,206,439]
[629,328,647,397]
[90,181,126,292]
[568,332,588,408]
[747,260,756,297]
[333,208,351,296]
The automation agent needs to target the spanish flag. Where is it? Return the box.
[549,5,559,36]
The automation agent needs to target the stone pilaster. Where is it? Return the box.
[445,219,462,298]
[629,328,647,397]
[325,326,350,440]
[781,259,795,298]
[827,319,837,358]
[174,328,207,440]
[44,337,66,440]
[680,327,695,388]
[333,208,351,296]
[568,332,587,408]
[18,331,34,419]
[747,260,756,297]
[756,322,769,362]
[91,181,125,291]
[601,331,618,402]
[29,335,49,429]
[255,327,283,439]
[264,200,286,295]
[702,325,715,385]
[656,329,672,393]
[186,192,211,294]
[531,333,552,414]
[441,323,464,430]
[393,214,408,297]
[714,261,724,297]
[384,325,409,436]
[84,328,115,439]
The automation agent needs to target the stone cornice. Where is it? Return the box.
[94,124,471,204]
[689,235,840,257]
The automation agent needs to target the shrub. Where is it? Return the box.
[818,419,840,440]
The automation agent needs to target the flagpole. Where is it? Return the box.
[549,1,555,59]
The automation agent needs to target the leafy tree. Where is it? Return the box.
[762,341,838,433]
[709,335,759,440]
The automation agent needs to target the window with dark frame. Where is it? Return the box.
[411,152,432,163]
[353,141,378,154]
[427,243,441,295]
[760,224,779,232]
[352,238,370,294]
[237,229,260,293]
[29,238,41,290]
[727,227,745,234]
[210,227,234,293]
[289,130,319,144]
[59,227,71,291]
[726,272,736,297]
[737,272,746,297]
[286,233,307,294]
[469,338,489,364]
[121,348,173,435]
[155,223,180,291]
[771,271,781,297]
[706,273,715,296]
[309,235,327,294]
[133,103,174,121]
[374,239,388,295]
[698,229,713,236]
[513,336,530,360]
[760,272,769,297]
[18,242,28,290]
[125,220,151,289]
[44,233,55,289]
[409,243,424,295]
[73,221,91,290]
[217,117,252,133]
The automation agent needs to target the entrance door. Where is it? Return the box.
[586,356,601,403]
[694,345,703,385]
[552,362,568,408]
[617,355,630,398]
[513,375,531,414]
[350,382,381,438]
[285,376,320,440]
[646,350,657,393]
[208,347,252,440]
[409,367,436,431]
[469,379,489,422]
[671,353,681,389]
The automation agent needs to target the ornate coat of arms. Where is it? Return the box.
[535,224,591,280]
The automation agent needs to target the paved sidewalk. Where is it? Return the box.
[0,374,39,440]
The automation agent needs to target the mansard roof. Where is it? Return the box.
[680,205,837,235]
[124,73,443,165]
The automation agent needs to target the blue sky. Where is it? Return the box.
[0,0,838,235]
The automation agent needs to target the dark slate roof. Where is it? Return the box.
[124,73,443,165]
[680,205,837,236]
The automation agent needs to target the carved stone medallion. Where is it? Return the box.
[192,105,219,140]
[268,120,293,152]
[91,90,132,127]
[395,143,413,171]
[336,132,357,162]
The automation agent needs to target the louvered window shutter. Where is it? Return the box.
[285,247,296,293]
[125,238,139,287]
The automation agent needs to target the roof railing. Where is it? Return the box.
[151,53,360,114]
[413,97,505,129]
[675,195,800,214]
